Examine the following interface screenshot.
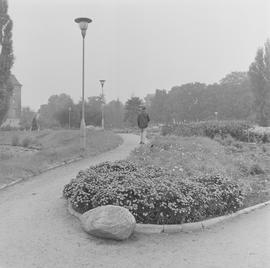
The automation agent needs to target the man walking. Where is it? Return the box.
[137,106,150,144]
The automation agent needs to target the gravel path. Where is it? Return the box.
[0,133,269,268]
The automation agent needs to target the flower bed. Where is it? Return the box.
[63,160,244,224]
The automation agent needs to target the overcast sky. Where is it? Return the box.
[8,0,270,111]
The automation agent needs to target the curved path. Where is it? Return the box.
[0,133,270,268]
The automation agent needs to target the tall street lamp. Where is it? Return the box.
[74,17,92,151]
[68,106,71,129]
[214,111,218,121]
[99,79,106,129]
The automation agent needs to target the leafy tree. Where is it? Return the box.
[148,89,171,124]
[0,0,14,123]
[66,104,80,128]
[84,96,102,126]
[124,96,143,127]
[167,83,208,122]
[217,72,253,120]
[104,99,124,128]
[20,106,35,129]
[155,76,252,124]
[220,72,247,86]
[248,40,270,126]
[144,93,154,109]
[38,93,76,128]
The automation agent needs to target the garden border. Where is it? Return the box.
[0,132,125,192]
[67,200,270,234]
[0,156,83,191]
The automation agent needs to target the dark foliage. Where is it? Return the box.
[63,160,244,224]
[161,120,270,143]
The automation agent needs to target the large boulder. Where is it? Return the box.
[80,205,136,240]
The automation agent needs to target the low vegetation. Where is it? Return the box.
[131,135,270,208]
[63,160,244,224]
[63,123,270,224]
[161,120,270,143]
[0,129,123,186]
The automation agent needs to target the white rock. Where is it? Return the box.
[81,205,136,240]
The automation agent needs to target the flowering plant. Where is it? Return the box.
[63,160,244,224]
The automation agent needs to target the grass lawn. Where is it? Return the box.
[0,129,123,187]
[130,135,270,209]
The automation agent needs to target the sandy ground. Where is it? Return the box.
[0,133,270,268]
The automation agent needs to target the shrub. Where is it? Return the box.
[21,136,32,148]
[161,120,270,143]
[63,160,244,224]
[11,135,20,146]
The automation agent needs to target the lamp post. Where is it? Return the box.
[214,111,218,121]
[99,80,106,129]
[68,107,71,129]
[74,17,92,151]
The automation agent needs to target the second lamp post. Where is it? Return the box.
[99,79,105,129]
[74,17,92,151]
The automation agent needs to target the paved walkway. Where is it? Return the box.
[0,133,269,268]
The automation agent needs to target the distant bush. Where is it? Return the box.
[161,120,270,143]
[21,136,32,148]
[63,160,244,224]
[11,135,20,146]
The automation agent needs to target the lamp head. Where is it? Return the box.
[99,80,106,87]
[75,17,92,38]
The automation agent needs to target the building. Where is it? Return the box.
[1,74,22,128]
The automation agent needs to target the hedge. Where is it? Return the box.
[161,120,270,143]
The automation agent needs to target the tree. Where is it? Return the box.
[84,96,102,126]
[124,97,143,127]
[148,89,171,124]
[167,83,208,122]
[38,93,76,128]
[104,99,124,128]
[20,107,35,129]
[0,0,14,123]
[218,72,253,120]
[162,76,252,123]
[248,40,270,126]
[220,72,247,86]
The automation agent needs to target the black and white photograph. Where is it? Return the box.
[0,0,269,267]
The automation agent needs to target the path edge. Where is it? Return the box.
[66,200,270,234]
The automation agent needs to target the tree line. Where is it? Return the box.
[20,94,125,129]
[1,0,270,128]
[146,40,270,126]
[19,38,270,129]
